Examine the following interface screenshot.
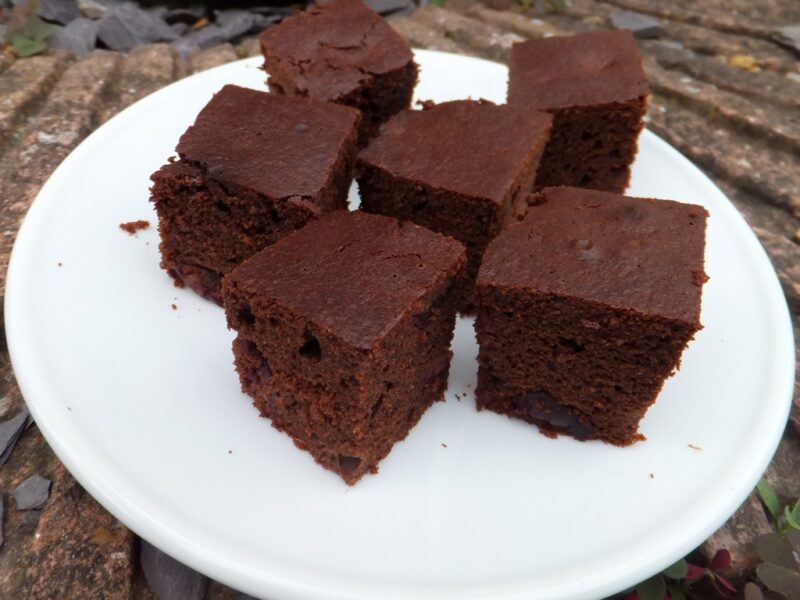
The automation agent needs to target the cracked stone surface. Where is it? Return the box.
[0,0,798,597]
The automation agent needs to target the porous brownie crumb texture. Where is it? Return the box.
[474,290,698,444]
[260,0,418,144]
[533,97,648,193]
[222,212,466,484]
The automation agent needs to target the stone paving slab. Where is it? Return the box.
[0,2,797,597]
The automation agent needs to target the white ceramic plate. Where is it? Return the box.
[5,51,794,600]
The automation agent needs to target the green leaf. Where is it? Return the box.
[663,559,689,580]
[756,533,798,569]
[667,583,687,600]
[757,563,800,595]
[785,505,800,531]
[9,15,49,58]
[757,479,782,520]
[546,0,566,11]
[429,0,446,5]
[636,574,667,600]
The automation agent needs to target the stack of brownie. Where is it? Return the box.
[149,0,709,485]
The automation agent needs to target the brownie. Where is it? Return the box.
[357,100,552,309]
[507,30,649,193]
[259,0,418,144]
[474,186,708,445]
[150,84,360,304]
[222,211,466,485]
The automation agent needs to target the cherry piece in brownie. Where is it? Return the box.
[474,186,708,445]
[507,30,649,193]
[150,84,360,304]
[357,100,552,309]
[222,211,466,485]
[259,0,417,144]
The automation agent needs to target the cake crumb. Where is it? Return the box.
[171,304,177,310]
[649,473,654,479]
[119,220,150,235]
[688,444,702,451]
[228,450,232,454]
[57,262,63,267]
[454,393,461,400]
[441,443,447,448]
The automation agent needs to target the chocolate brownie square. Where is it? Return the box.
[259,0,418,144]
[474,186,708,445]
[222,211,466,485]
[150,84,360,304]
[357,100,552,309]
[508,30,649,193]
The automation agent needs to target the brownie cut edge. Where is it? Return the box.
[259,0,418,144]
[357,99,553,310]
[508,30,649,193]
[150,84,360,304]
[474,186,708,445]
[222,210,466,485]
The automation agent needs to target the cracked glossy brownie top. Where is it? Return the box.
[258,0,414,102]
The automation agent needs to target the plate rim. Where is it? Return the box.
[4,50,795,600]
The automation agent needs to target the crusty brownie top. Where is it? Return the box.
[175,84,359,199]
[477,186,707,325]
[507,30,650,109]
[358,100,552,204]
[226,211,466,349]
[259,0,414,102]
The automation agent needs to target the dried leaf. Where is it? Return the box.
[756,533,798,569]
[636,574,666,600]
[757,480,782,520]
[664,559,689,580]
[757,563,800,595]
[710,549,732,572]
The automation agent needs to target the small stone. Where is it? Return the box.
[76,0,112,20]
[12,474,51,510]
[141,539,209,600]
[170,22,190,36]
[97,2,178,52]
[166,6,207,25]
[20,0,82,25]
[772,25,800,54]
[0,408,29,468]
[171,24,227,57]
[787,72,800,83]
[48,18,99,57]
[213,9,262,39]
[365,0,413,15]
[793,228,800,244]
[609,10,665,39]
